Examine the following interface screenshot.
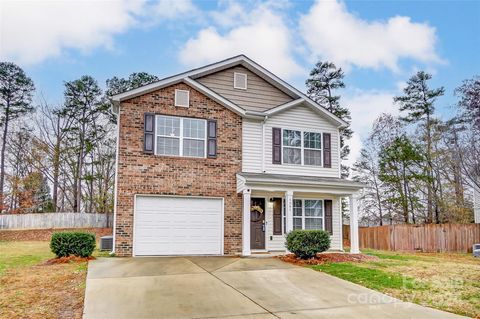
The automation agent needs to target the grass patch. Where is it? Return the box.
[310,249,480,318]
[312,262,420,291]
[361,249,423,261]
[0,240,109,319]
[0,241,54,275]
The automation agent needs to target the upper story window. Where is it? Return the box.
[156,115,206,158]
[293,199,324,230]
[175,89,190,107]
[282,129,322,166]
[233,72,247,90]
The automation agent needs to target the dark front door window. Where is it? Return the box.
[250,198,265,249]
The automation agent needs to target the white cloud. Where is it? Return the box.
[299,0,442,72]
[343,90,398,166]
[0,0,198,65]
[209,1,248,28]
[178,3,303,79]
[0,0,144,65]
[151,0,197,19]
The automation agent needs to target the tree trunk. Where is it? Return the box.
[425,108,434,224]
[52,125,61,211]
[406,182,416,224]
[76,152,83,213]
[0,108,10,212]
[402,168,409,223]
[372,168,383,226]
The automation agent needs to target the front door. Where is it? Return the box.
[250,198,265,249]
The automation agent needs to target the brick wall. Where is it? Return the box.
[115,82,243,256]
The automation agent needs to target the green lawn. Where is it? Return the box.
[312,249,480,318]
[0,241,110,319]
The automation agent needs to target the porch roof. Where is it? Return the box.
[236,172,365,195]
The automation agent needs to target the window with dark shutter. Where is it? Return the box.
[207,120,217,158]
[272,127,281,164]
[323,133,331,168]
[144,113,155,154]
[324,199,333,235]
[273,198,282,235]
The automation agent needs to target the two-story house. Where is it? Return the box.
[110,55,364,257]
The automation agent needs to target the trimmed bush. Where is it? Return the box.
[50,232,96,258]
[286,229,331,259]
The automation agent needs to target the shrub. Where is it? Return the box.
[50,232,96,258]
[286,229,331,259]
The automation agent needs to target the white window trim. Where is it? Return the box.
[292,199,325,231]
[155,115,207,158]
[233,72,247,90]
[175,89,190,107]
[281,128,323,167]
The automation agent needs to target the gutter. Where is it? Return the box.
[243,177,366,190]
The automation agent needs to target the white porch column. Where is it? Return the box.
[349,195,360,254]
[285,190,294,233]
[242,189,251,256]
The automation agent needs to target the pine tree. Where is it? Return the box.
[306,61,352,177]
[455,76,480,129]
[0,62,35,211]
[394,71,444,223]
[106,72,159,96]
[379,136,429,223]
[60,75,109,212]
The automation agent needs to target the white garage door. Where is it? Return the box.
[134,196,223,256]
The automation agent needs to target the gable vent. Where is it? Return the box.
[234,72,247,90]
[175,89,190,107]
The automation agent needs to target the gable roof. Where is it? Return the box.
[110,55,348,127]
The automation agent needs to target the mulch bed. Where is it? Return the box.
[0,227,112,241]
[278,253,378,266]
[43,256,96,265]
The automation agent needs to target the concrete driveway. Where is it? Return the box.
[83,256,465,319]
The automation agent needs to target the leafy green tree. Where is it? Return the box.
[394,71,444,223]
[306,61,352,178]
[379,136,429,223]
[105,72,159,123]
[0,62,35,210]
[106,72,159,96]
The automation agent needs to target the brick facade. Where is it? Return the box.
[115,83,243,256]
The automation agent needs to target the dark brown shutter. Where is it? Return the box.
[272,127,281,164]
[144,113,155,154]
[323,133,331,168]
[207,120,217,158]
[273,198,282,235]
[324,199,333,235]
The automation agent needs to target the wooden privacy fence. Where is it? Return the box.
[0,212,113,230]
[343,224,480,253]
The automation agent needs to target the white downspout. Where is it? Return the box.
[111,103,120,255]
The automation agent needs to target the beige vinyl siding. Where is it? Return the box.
[242,105,340,177]
[197,66,293,112]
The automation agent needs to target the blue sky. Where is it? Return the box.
[1,0,479,163]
